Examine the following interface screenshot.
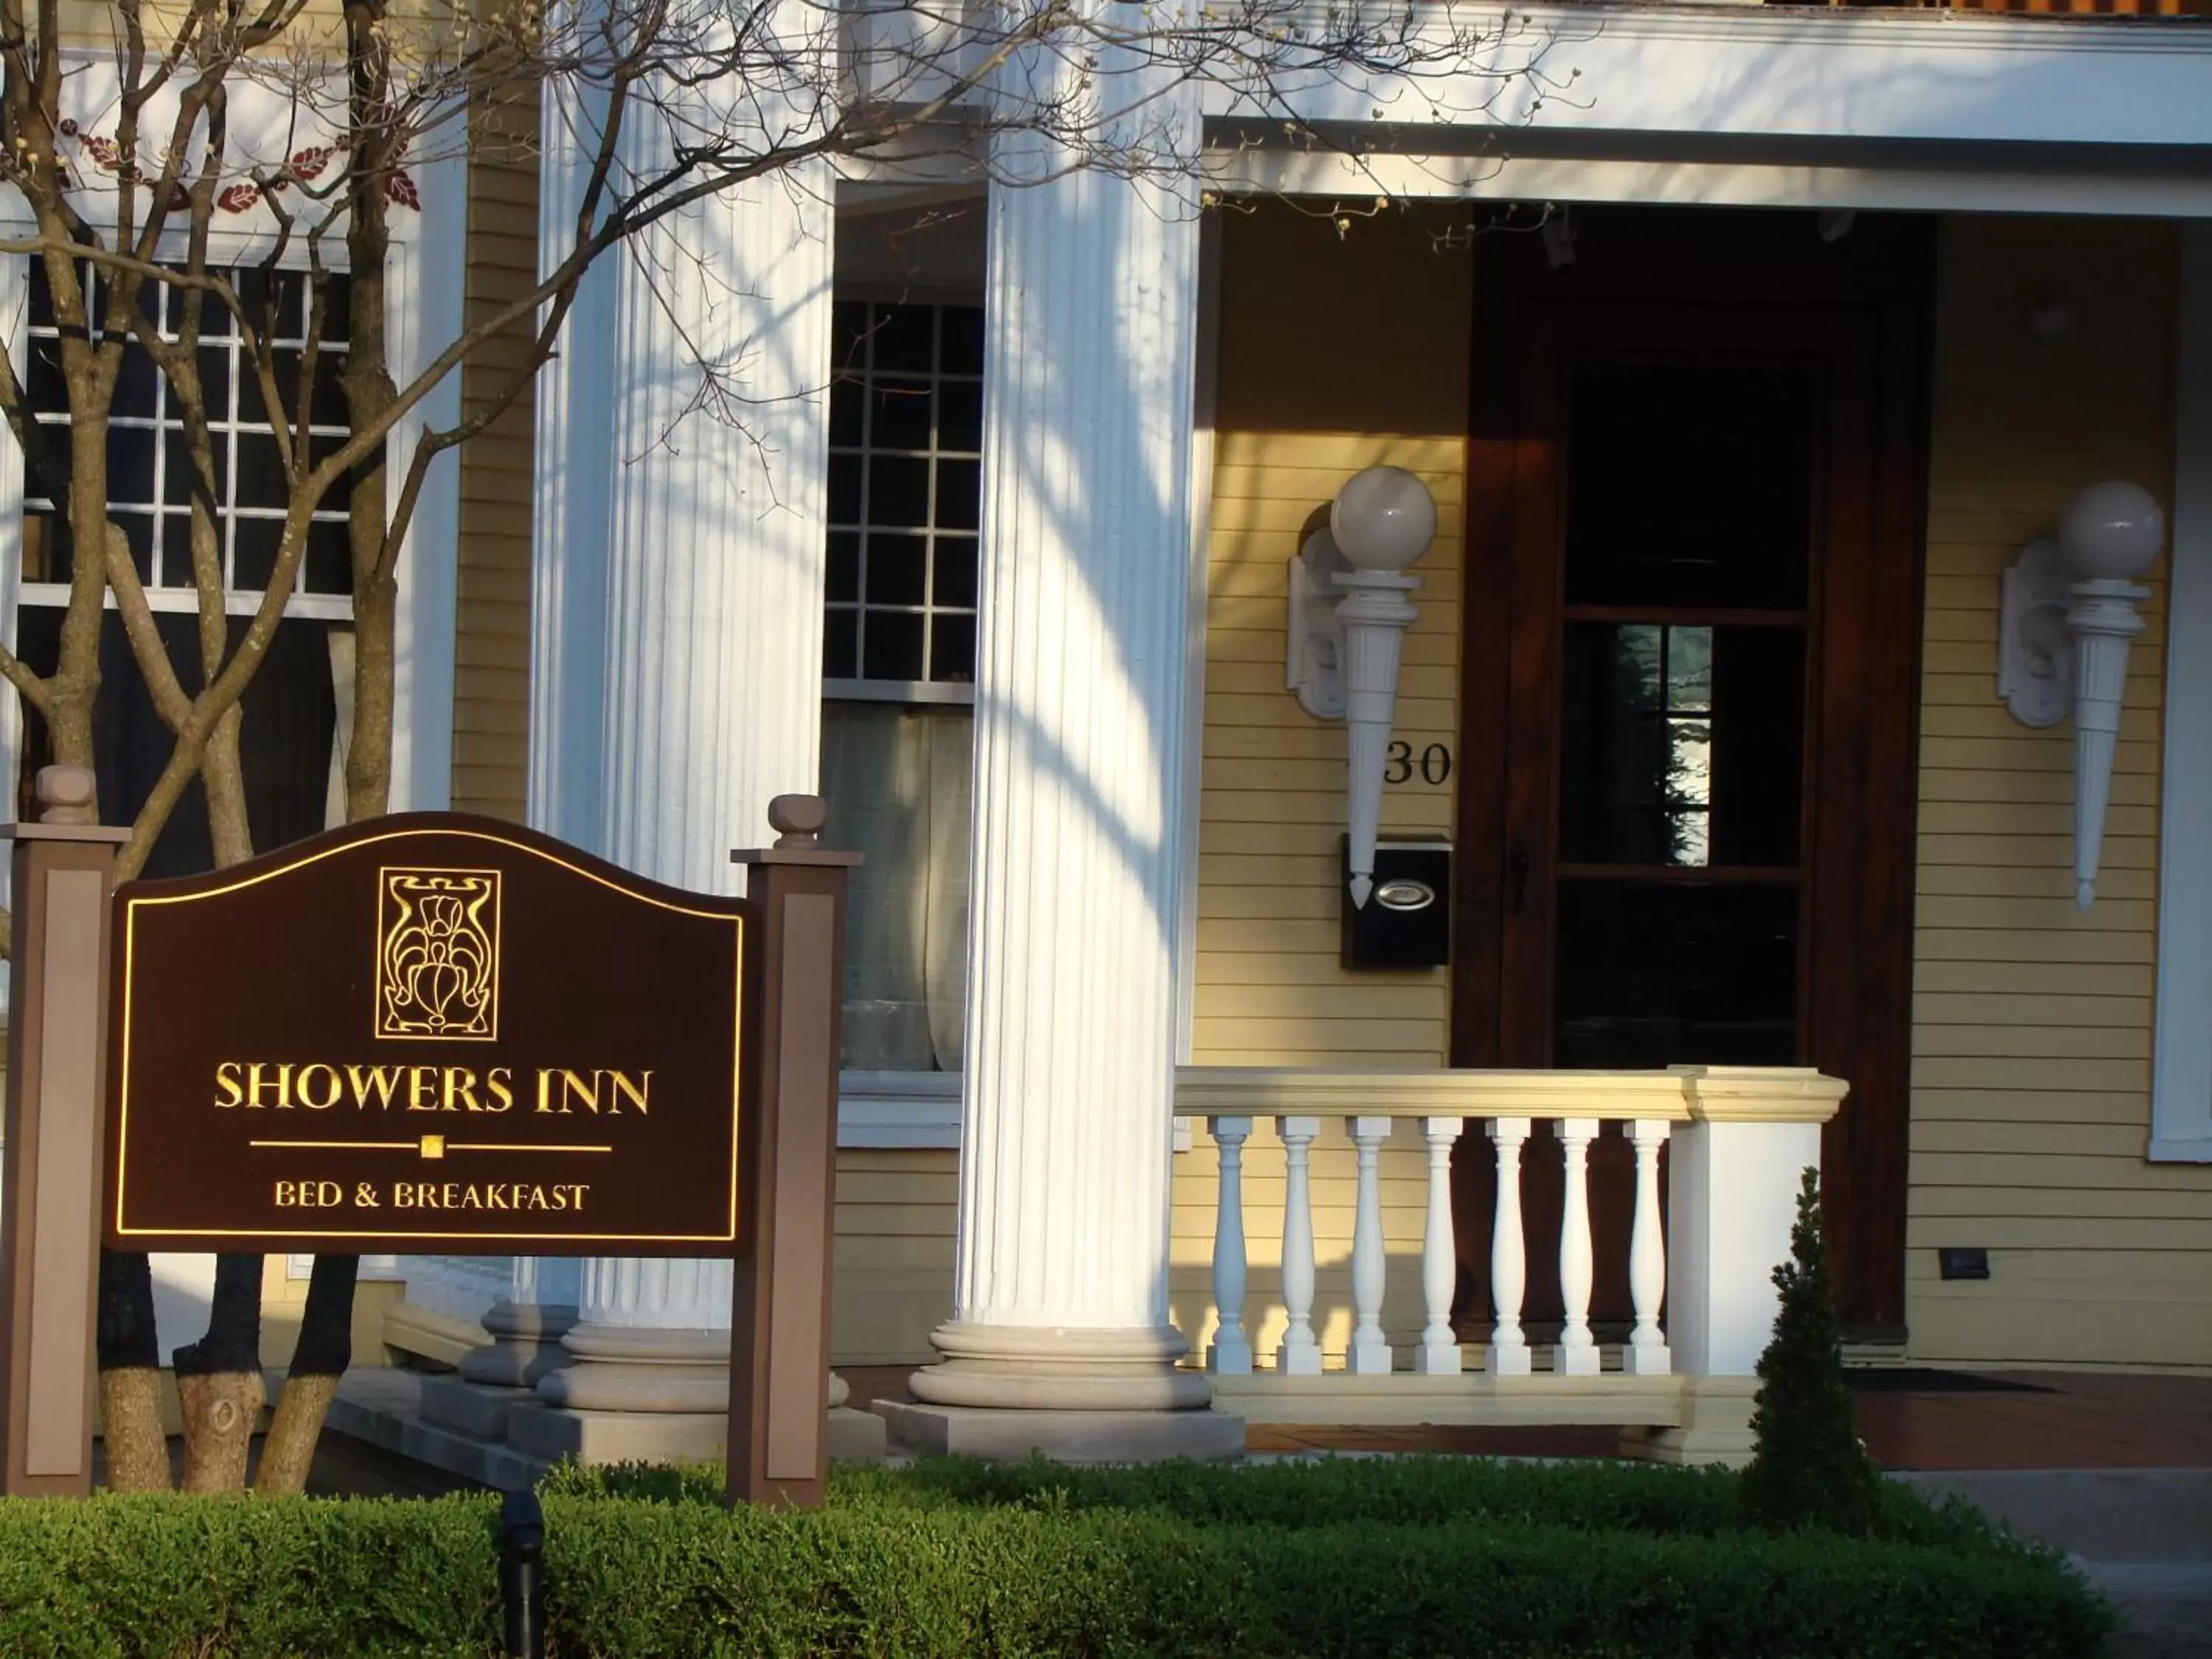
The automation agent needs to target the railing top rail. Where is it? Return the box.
[1174,1064,1847,1126]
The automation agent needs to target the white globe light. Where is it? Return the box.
[1330,467,1436,574]
[2058,480,2163,582]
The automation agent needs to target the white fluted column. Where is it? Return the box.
[528,62,832,1414]
[904,131,1208,1416]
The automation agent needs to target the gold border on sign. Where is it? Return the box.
[111,828,745,1248]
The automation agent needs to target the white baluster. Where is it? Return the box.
[1413,1116,1464,1374]
[1276,1116,1323,1376]
[1347,1116,1394,1374]
[1207,1116,1253,1376]
[1486,1116,1533,1377]
[1554,1118,1600,1377]
[1627,1118,1672,1376]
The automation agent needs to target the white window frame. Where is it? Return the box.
[824,286,984,707]
[826,286,980,1149]
[2152,220,2212,1163]
[19,262,361,621]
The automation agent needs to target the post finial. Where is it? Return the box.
[35,765,97,827]
[767,793,827,849]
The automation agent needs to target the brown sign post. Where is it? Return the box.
[0,768,130,1496]
[728,797,858,1509]
[1,782,851,1507]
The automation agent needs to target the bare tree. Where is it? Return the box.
[0,0,1553,1493]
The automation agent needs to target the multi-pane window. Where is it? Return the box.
[13,261,358,874]
[821,300,984,1073]
[22,263,355,603]
[824,301,983,694]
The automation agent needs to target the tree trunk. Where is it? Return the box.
[95,1250,170,1491]
[258,10,406,1480]
[254,1254,359,1495]
[170,1253,264,1492]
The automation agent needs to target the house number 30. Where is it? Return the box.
[1385,742,1453,786]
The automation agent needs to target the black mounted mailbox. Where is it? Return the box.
[1340,836,1451,970]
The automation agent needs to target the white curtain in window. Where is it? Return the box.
[820,703,971,1071]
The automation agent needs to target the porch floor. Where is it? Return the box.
[838,1366,2212,1471]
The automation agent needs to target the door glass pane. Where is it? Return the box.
[1553,880,1798,1068]
[1560,623,1805,867]
[1564,364,1815,611]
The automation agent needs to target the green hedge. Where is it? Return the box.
[0,1458,2114,1658]
[552,1453,2010,1548]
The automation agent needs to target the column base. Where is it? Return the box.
[535,1321,727,1413]
[876,1399,1243,1464]
[1619,1377,1761,1468]
[909,1323,1213,1412]
[458,1299,579,1390]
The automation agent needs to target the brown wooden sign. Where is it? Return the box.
[102,813,750,1255]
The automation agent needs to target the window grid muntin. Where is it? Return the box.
[21,262,355,600]
[825,299,981,701]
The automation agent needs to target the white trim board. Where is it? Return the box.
[2152,221,2212,1164]
[1214,148,2212,221]
[838,1070,961,1149]
[1222,4,2212,150]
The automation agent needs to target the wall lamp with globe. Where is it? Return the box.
[1997,479,2166,910]
[1285,466,1437,908]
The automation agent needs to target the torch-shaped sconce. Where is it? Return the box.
[1997,479,2164,911]
[1285,466,1437,907]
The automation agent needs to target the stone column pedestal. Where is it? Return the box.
[459,1256,580,1388]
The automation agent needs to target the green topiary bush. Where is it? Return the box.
[1741,1166,1888,1537]
[0,1457,2112,1658]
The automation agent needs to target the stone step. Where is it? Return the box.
[324,1367,888,1493]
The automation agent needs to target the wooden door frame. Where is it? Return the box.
[1451,208,1932,1339]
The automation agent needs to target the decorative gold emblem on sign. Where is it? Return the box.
[375,868,501,1040]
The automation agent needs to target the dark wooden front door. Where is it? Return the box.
[1450,209,1930,1340]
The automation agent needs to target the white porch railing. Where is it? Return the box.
[1174,1065,1846,1461]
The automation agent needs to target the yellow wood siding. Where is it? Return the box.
[831,1150,956,1365]
[1173,206,1472,1360]
[450,83,539,822]
[1907,215,2210,1369]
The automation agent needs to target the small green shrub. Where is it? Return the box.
[1742,1166,1888,1537]
[0,1457,2112,1658]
